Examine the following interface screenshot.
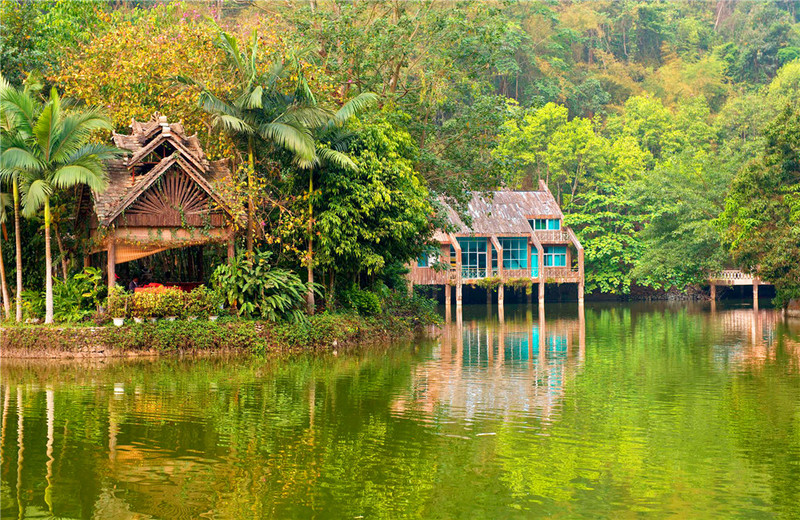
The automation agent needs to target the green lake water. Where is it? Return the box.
[2,302,799,519]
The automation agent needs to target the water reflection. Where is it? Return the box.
[394,306,586,426]
[1,303,799,519]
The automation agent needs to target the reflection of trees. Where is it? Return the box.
[0,352,442,519]
[492,306,799,517]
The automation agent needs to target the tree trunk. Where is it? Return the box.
[327,269,335,311]
[0,231,10,320]
[246,138,255,254]
[53,220,68,281]
[44,198,54,324]
[306,173,315,315]
[13,179,22,323]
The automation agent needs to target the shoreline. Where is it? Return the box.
[0,313,435,359]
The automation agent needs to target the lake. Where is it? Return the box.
[2,302,799,519]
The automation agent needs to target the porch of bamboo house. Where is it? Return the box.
[76,114,239,292]
[408,181,585,309]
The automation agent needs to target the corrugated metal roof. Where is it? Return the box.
[441,190,563,236]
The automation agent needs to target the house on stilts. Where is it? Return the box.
[408,181,584,305]
[77,114,240,290]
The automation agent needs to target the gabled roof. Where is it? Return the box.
[441,185,564,236]
[93,114,234,226]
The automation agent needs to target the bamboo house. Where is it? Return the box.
[77,114,239,290]
[408,182,585,305]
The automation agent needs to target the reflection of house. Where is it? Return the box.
[77,114,239,290]
[391,314,585,423]
[408,182,584,305]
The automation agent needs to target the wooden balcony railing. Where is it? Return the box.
[541,267,581,282]
[534,229,570,243]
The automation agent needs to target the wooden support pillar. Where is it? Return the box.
[753,279,759,309]
[456,282,463,307]
[486,287,492,306]
[710,283,716,301]
[83,254,91,269]
[498,283,504,306]
[444,284,451,307]
[538,242,545,307]
[107,239,116,293]
[227,235,235,264]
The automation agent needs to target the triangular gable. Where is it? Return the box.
[103,157,235,226]
[126,131,206,174]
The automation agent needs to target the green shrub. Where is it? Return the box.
[106,286,129,318]
[339,285,382,316]
[211,250,309,322]
[384,290,441,326]
[158,288,185,318]
[20,267,105,322]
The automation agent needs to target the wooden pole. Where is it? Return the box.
[710,283,716,301]
[538,244,545,307]
[227,234,235,264]
[107,239,116,293]
[444,283,451,308]
[498,283,504,307]
[753,279,759,309]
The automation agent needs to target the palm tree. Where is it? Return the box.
[0,86,116,323]
[0,75,31,322]
[304,92,378,314]
[0,189,11,320]
[179,26,329,253]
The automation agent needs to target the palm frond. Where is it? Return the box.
[20,178,51,217]
[33,88,61,161]
[0,146,44,173]
[216,114,256,135]
[51,164,108,192]
[317,145,358,171]
[0,86,38,136]
[281,105,333,129]
[236,85,263,110]
[332,92,378,126]
[0,191,11,224]
[66,142,122,163]
[258,122,315,163]
[50,109,113,163]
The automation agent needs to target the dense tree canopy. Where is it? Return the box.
[1,0,799,311]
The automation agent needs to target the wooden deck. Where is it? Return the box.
[409,265,582,284]
[709,269,760,286]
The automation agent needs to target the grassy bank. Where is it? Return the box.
[0,311,438,358]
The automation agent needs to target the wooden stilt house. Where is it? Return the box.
[77,114,239,290]
[408,181,584,305]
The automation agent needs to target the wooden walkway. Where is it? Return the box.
[709,269,772,305]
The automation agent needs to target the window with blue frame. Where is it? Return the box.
[499,237,527,269]
[457,237,487,274]
[417,253,428,267]
[529,218,561,230]
[531,251,539,277]
[529,219,547,230]
[544,246,567,267]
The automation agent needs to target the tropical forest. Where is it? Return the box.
[2,2,800,519]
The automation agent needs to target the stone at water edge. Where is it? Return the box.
[787,299,800,318]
